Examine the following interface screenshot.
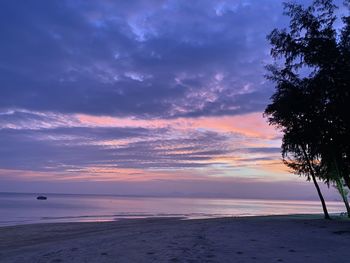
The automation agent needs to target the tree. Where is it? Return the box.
[265,0,350,218]
[333,177,350,217]
[264,69,331,219]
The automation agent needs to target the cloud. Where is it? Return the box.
[0,113,282,175]
[0,0,286,118]
[244,147,281,154]
[0,124,232,171]
[0,0,295,190]
[0,109,79,129]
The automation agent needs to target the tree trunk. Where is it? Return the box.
[301,146,331,220]
[310,173,331,219]
[342,196,350,218]
[333,159,350,218]
[335,178,350,217]
[343,196,350,218]
[331,153,350,191]
[343,173,350,190]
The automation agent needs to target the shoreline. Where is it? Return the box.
[1,215,350,262]
[1,211,347,228]
[0,212,345,228]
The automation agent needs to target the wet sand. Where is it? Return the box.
[1,215,350,263]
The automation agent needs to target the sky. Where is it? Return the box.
[0,0,342,199]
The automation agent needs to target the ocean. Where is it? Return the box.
[0,192,346,226]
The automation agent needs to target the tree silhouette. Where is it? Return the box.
[265,68,331,219]
[265,0,350,218]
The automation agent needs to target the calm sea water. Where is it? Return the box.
[0,193,346,226]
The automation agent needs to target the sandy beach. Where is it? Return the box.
[0,215,350,263]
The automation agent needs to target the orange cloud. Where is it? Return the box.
[76,112,280,140]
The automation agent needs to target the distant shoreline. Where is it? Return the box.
[1,215,349,262]
[0,191,342,202]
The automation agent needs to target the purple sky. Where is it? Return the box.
[0,0,342,200]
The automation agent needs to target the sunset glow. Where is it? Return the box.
[0,0,338,199]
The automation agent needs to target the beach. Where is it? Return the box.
[1,215,350,263]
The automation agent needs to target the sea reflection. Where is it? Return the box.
[0,193,345,226]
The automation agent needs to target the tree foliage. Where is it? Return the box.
[265,0,350,217]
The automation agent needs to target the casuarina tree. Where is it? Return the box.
[265,0,350,218]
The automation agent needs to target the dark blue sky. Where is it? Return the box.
[1,0,282,117]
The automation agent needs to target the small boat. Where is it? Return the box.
[36,195,47,200]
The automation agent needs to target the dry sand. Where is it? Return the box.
[0,215,350,263]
